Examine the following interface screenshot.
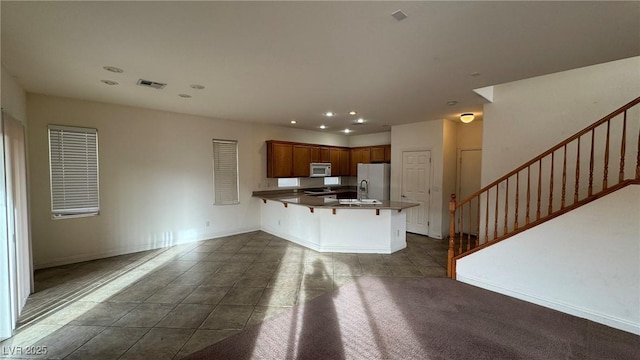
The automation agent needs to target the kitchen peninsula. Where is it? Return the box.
[253,189,418,254]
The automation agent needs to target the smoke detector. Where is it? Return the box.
[137,79,167,90]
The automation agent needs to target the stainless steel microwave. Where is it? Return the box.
[310,163,332,177]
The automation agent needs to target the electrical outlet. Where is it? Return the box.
[205,220,211,227]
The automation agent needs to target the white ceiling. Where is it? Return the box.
[2,1,639,135]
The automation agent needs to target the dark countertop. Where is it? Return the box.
[253,189,419,211]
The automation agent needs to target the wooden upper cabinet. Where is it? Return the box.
[310,146,331,163]
[370,146,385,163]
[339,148,350,175]
[319,147,331,162]
[267,141,389,178]
[266,141,293,178]
[292,145,311,177]
[330,148,341,176]
[350,147,371,175]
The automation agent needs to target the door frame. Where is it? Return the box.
[400,148,433,236]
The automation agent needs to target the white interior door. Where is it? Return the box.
[458,149,482,235]
[402,151,431,235]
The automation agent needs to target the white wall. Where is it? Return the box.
[391,120,445,238]
[348,132,391,147]
[482,56,640,186]
[28,94,264,268]
[456,185,640,335]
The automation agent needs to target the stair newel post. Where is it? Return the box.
[448,194,457,278]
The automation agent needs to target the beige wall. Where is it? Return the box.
[348,132,391,147]
[482,56,640,186]
[1,65,27,124]
[28,94,265,268]
[457,120,482,150]
[390,120,445,238]
[27,94,383,267]
[442,119,458,235]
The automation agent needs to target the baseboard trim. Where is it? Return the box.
[33,226,261,269]
[457,274,640,335]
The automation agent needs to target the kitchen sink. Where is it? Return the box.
[338,199,382,205]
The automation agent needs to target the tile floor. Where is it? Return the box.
[0,231,448,360]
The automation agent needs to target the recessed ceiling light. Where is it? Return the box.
[103,66,123,73]
[356,118,365,123]
[178,94,192,98]
[344,129,351,134]
[190,84,205,90]
[320,125,326,129]
[325,112,334,117]
[447,101,458,106]
[349,111,357,116]
[101,80,118,85]
[470,72,481,77]
[290,120,297,124]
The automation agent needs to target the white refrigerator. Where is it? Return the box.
[357,163,391,200]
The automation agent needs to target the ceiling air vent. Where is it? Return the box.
[136,79,167,90]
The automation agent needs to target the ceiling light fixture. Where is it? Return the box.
[190,84,205,90]
[290,120,297,124]
[103,66,123,73]
[460,113,475,123]
[320,125,326,129]
[178,94,192,98]
[349,111,357,115]
[325,112,335,117]
[100,80,118,85]
[344,129,351,134]
[447,101,458,106]
[356,118,365,123]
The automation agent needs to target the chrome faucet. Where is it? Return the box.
[358,179,368,200]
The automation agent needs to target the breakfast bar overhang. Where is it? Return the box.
[255,193,419,254]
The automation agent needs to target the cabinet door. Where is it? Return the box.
[320,147,331,162]
[267,142,293,178]
[339,148,350,175]
[292,145,311,177]
[370,146,385,163]
[330,148,341,176]
[310,146,320,163]
[384,145,391,163]
[350,148,360,176]
[361,147,371,164]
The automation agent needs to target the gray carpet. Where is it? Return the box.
[181,277,640,359]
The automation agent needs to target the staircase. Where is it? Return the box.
[447,96,640,278]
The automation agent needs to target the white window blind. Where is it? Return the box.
[213,139,239,205]
[48,125,99,218]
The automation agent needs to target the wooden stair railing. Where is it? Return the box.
[448,96,640,278]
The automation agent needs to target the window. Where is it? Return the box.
[277,178,300,188]
[213,139,239,205]
[323,177,341,185]
[48,125,99,218]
